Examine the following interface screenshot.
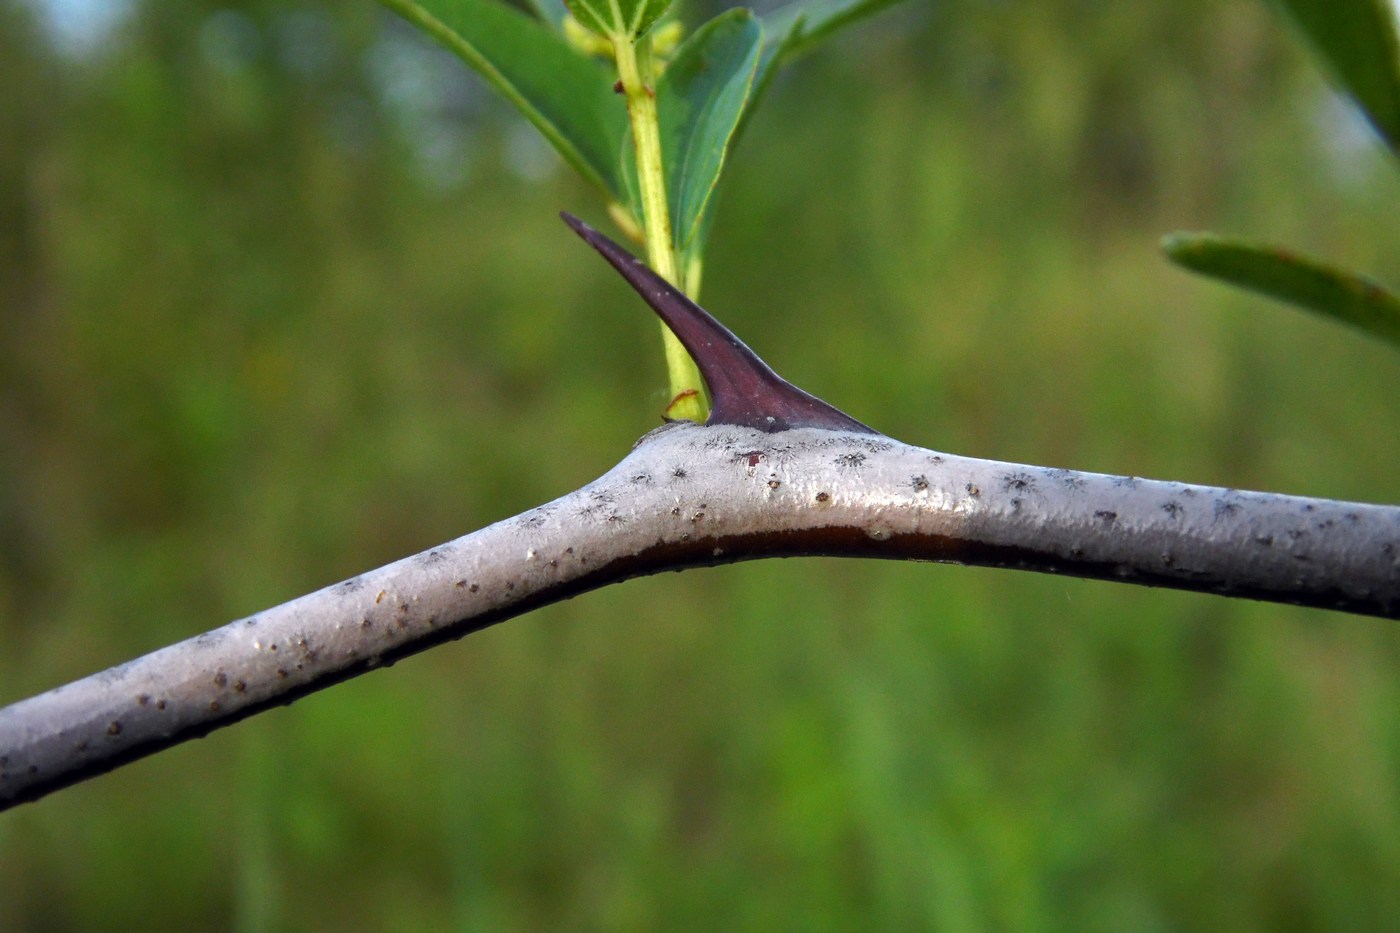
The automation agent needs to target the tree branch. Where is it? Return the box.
[4,215,1395,809]
[2,420,1397,809]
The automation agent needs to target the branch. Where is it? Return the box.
[3,216,1396,810]
[2,422,1397,808]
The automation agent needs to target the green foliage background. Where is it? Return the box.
[4,0,1400,929]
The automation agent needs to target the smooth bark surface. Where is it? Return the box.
[2,420,1398,810]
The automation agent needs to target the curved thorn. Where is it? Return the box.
[562,212,877,435]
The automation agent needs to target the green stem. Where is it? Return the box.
[613,32,709,422]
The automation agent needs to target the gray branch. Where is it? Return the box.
[3,421,1398,810]
[7,216,1388,812]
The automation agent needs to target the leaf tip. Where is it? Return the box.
[1160,230,1215,266]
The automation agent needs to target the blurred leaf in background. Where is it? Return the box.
[1165,0,1400,352]
[1164,232,1400,348]
[1266,0,1400,152]
[2,1,1400,930]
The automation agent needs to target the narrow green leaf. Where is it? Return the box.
[1163,232,1400,349]
[736,0,909,144]
[566,0,672,39]
[380,0,628,199]
[1266,0,1400,152]
[657,10,763,259]
[763,0,907,61]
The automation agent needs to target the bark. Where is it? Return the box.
[2,420,1397,810]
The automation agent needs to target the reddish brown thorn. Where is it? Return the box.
[561,211,878,435]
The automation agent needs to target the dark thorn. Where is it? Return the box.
[561,211,878,435]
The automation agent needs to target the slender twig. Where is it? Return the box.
[2,217,1396,810]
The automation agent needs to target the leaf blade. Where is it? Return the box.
[565,0,672,39]
[763,0,908,62]
[1163,232,1400,349]
[1265,0,1400,152]
[735,0,909,146]
[657,9,764,259]
[381,0,629,198]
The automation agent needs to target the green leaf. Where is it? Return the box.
[1265,0,1400,152]
[380,0,628,199]
[656,9,764,259]
[1163,232,1400,349]
[763,0,908,61]
[566,0,672,39]
[736,0,909,144]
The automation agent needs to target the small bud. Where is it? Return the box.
[563,13,614,57]
[605,203,645,246]
[651,20,685,57]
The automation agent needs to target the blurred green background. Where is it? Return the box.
[4,0,1400,929]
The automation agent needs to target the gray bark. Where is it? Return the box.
[2,421,1397,810]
